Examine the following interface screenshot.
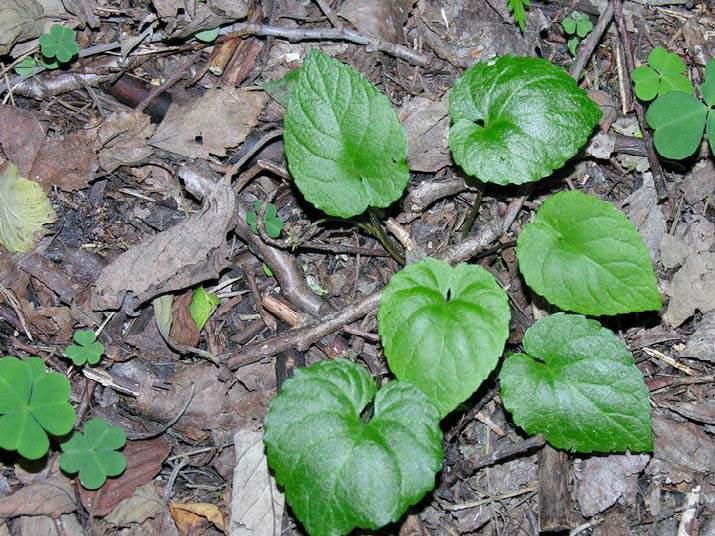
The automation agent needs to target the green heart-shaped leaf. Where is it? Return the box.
[517,190,661,316]
[448,56,601,185]
[645,91,708,161]
[500,313,653,453]
[378,258,510,416]
[284,49,410,218]
[263,359,442,536]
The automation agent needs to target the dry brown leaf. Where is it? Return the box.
[0,0,44,56]
[0,462,75,518]
[400,95,450,173]
[19,301,74,342]
[680,159,715,205]
[124,361,227,442]
[621,173,665,261]
[16,514,84,536]
[170,502,226,535]
[338,0,412,42]
[79,437,172,517]
[150,88,267,159]
[97,111,156,173]
[92,177,235,311]
[681,311,715,362]
[576,454,649,517]
[169,289,200,347]
[0,105,45,176]
[230,430,284,536]
[29,130,98,191]
[652,414,715,474]
[664,252,715,327]
[105,482,167,526]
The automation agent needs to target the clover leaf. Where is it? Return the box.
[0,356,75,460]
[60,417,127,489]
[632,47,693,101]
[562,12,593,38]
[195,27,219,43]
[188,286,220,330]
[39,24,79,64]
[500,313,653,453]
[284,49,410,218]
[645,59,715,160]
[449,56,601,185]
[245,200,284,238]
[378,258,510,417]
[517,190,661,316]
[263,359,443,536]
[14,57,39,78]
[64,329,104,366]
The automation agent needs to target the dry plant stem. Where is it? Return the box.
[538,445,571,532]
[569,2,614,80]
[460,184,485,239]
[242,263,278,331]
[136,50,203,113]
[366,209,406,265]
[235,200,325,318]
[612,0,668,199]
[677,484,701,536]
[224,130,284,182]
[126,383,196,440]
[227,224,499,369]
[401,178,468,217]
[229,23,439,68]
[314,0,343,28]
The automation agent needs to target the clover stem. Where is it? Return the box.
[359,209,405,265]
[460,182,485,239]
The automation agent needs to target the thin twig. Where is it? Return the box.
[612,0,668,199]
[126,383,196,440]
[226,224,500,369]
[228,22,439,68]
[570,3,614,80]
[136,50,203,113]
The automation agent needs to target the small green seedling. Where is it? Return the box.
[632,46,693,101]
[264,359,442,536]
[561,12,593,55]
[60,417,127,490]
[195,27,220,43]
[188,286,220,330]
[0,356,75,460]
[645,57,715,159]
[448,56,601,185]
[14,57,39,78]
[246,200,284,238]
[500,313,653,452]
[39,24,79,66]
[507,0,530,31]
[65,329,104,366]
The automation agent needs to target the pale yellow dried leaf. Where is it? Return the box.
[0,162,56,253]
